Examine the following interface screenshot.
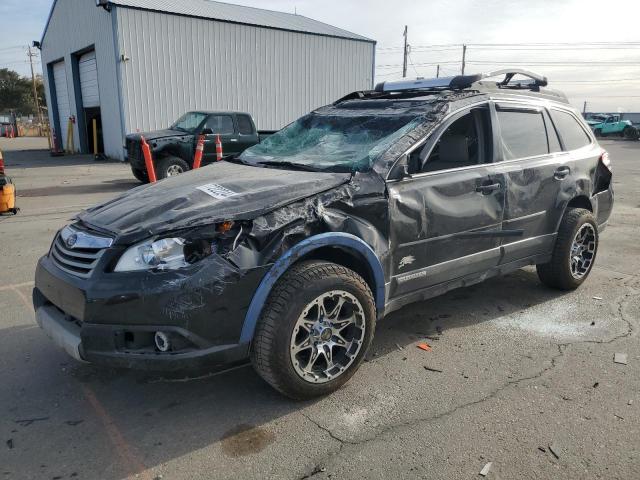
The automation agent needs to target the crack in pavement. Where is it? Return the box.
[299,283,637,476]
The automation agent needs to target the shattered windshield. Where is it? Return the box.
[171,112,207,132]
[239,112,422,172]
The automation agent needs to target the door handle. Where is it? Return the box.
[230,138,239,142]
[476,183,501,194]
[554,166,570,180]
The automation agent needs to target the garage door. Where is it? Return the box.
[52,61,70,149]
[79,51,100,108]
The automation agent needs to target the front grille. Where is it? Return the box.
[49,225,113,278]
[127,139,142,163]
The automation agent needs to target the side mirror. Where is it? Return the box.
[201,128,213,135]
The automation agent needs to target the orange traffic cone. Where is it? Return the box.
[215,134,223,161]
[193,134,205,169]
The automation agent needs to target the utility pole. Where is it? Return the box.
[27,46,44,127]
[402,26,408,78]
[461,44,467,75]
[582,101,587,116]
[436,64,440,78]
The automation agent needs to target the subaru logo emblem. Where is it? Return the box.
[66,233,78,248]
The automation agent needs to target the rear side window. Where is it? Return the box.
[549,110,591,151]
[236,115,254,135]
[497,109,549,160]
[205,115,234,135]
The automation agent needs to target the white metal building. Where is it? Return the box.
[40,0,376,160]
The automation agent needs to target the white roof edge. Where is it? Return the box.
[108,0,375,43]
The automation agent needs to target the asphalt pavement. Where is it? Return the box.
[0,137,638,479]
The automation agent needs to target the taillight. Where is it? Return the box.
[599,149,611,172]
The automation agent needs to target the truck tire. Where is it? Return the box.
[623,126,637,140]
[156,155,190,180]
[131,166,149,184]
[536,208,598,290]
[251,260,376,400]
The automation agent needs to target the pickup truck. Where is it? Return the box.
[125,111,275,181]
[586,114,638,139]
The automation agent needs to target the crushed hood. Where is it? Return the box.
[78,162,351,241]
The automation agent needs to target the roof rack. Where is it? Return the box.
[334,69,551,105]
[375,69,548,93]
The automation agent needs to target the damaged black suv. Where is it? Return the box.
[34,70,613,399]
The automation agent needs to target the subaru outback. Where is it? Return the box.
[34,70,613,399]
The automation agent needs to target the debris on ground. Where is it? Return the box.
[548,444,561,459]
[435,326,444,335]
[423,366,443,373]
[593,382,599,388]
[6,439,13,449]
[423,335,440,341]
[396,343,404,351]
[614,353,628,365]
[537,446,546,453]
[614,414,624,420]
[14,417,49,427]
[628,400,633,406]
[479,462,492,476]
[417,342,432,352]
[592,296,603,300]
[590,321,595,326]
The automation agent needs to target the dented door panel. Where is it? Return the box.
[387,165,505,297]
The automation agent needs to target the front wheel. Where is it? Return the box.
[594,129,602,138]
[156,155,190,180]
[251,260,376,400]
[537,208,598,290]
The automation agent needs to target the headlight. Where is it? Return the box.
[114,237,188,272]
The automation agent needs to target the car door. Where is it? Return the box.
[490,102,566,264]
[386,104,506,299]
[201,114,238,162]
[235,113,260,153]
[602,116,616,135]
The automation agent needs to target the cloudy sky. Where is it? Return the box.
[2,0,639,112]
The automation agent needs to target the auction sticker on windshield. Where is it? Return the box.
[197,183,238,200]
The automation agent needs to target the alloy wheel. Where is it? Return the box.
[290,290,366,383]
[569,223,597,279]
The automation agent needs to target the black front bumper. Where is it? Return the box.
[34,252,267,372]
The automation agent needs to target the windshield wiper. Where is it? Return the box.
[257,160,320,172]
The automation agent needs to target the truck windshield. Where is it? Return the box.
[239,113,421,172]
[171,112,207,132]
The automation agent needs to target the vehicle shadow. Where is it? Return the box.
[1,267,569,479]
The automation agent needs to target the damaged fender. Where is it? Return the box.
[239,232,386,343]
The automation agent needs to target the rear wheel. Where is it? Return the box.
[156,155,190,180]
[623,125,637,140]
[537,208,598,290]
[251,260,376,400]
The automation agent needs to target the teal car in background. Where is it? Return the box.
[586,114,638,139]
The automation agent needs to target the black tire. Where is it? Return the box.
[537,208,598,290]
[623,126,637,140]
[594,129,602,138]
[251,260,376,400]
[156,155,190,180]
[131,166,149,183]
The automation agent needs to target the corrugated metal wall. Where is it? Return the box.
[115,7,374,134]
[40,0,123,159]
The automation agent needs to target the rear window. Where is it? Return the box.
[497,109,549,160]
[549,110,591,151]
[237,115,254,135]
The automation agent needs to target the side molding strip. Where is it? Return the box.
[240,232,385,343]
